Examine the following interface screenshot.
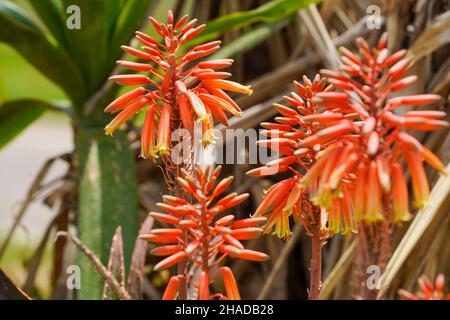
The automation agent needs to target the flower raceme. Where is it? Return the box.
[399,274,450,300]
[301,33,447,226]
[246,75,356,238]
[140,166,269,300]
[104,11,252,159]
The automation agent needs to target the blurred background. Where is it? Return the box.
[0,0,449,299]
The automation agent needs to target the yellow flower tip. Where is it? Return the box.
[104,126,115,136]
[156,147,171,156]
[414,198,430,210]
[246,87,253,96]
[139,152,149,160]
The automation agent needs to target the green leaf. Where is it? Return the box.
[28,0,68,47]
[61,0,122,91]
[109,0,153,66]
[76,128,139,299]
[191,0,319,45]
[0,2,87,105]
[0,99,51,149]
[210,23,283,60]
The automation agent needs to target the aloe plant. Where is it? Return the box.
[0,0,154,298]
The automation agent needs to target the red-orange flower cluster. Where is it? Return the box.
[140,165,268,300]
[104,11,251,159]
[302,33,447,228]
[399,274,450,300]
[246,75,355,238]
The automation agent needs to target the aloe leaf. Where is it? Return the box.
[77,128,139,299]
[0,2,87,105]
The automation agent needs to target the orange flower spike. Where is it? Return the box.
[105,12,250,159]
[220,267,241,300]
[391,163,411,223]
[314,33,448,227]
[147,166,268,300]
[162,276,181,300]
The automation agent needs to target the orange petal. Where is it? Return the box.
[230,227,262,240]
[155,103,171,156]
[104,87,146,113]
[420,146,447,175]
[153,251,187,271]
[116,60,152,72]
[202,79,253,95]
[223,234,244,249]
[105,97,148,135]
[254,179,293,216]
[220,267,241,300]
[185,91,208,121]
[239,249,270,261]
[198,59,233,70]
[109,74,151,86]
[177,94,194,132]
[140,106,156,159]
[219,244,242,256]
[387,94,442,109]
[162,276,180,300]
[391,163,411,223]
[139,234,178,243]
[299,121,354,147]
[151,228,183,236]
[231,217,267,228]
[366,160,383,221]
[405,150,429,208]
[151,245,183,256]
[198,271,210,300]
[376,155,391,193]
[149,212,180,224]
[121,45,152,60]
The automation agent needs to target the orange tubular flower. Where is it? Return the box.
[303,33,447,225]
[247,75,357,238]
[104,11,251,159]
[141,165,268,300]
[399,274,450,300]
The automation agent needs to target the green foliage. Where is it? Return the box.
[0,99,49,148]
[77,129,139,299]
[192,0,319,44]
[0,1,87,104]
